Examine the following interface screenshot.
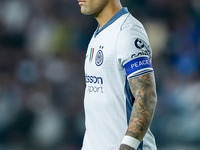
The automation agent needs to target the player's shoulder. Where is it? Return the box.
[117,14,148,42]
[120,14,145,33]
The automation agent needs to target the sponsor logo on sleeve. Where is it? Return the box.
[132,38,152,59]
[135,39,145,49]
[131,50,150,58]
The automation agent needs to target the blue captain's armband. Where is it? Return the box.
[124,56,153,79]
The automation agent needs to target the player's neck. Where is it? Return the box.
[94,1,122,30]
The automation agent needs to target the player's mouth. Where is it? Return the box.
[78,0,86,5]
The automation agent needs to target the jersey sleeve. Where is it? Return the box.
[116,24,154,79]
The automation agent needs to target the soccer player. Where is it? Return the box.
[78,0,157,150]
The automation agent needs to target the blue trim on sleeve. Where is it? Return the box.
[124,56,153,79]
[129,69,154,79]
[94,7,129,37]
[137,141,143,150]
[124,78,134,123]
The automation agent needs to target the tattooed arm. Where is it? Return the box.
[119,72,157,150]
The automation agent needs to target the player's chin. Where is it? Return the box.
[80,8,94,15]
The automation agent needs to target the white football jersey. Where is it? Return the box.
[82,8,157,150]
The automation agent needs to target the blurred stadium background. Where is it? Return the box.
[0,0,200,150]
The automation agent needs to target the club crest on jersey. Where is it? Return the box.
[95,50,104,66]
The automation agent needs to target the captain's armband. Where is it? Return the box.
[124,56,153,79]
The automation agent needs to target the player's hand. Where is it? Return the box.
[119,144,135,150]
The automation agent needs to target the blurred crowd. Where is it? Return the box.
[0,0,199,150]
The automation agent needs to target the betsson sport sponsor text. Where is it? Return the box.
[85,74,104,93]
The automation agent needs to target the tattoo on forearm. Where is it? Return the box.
[119,144,135,150]
[127,73,157,141]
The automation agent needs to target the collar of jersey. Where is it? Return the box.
[94,7,129,38]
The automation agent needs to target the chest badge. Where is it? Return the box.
[89,48,94,62]
[95,50,104,66]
